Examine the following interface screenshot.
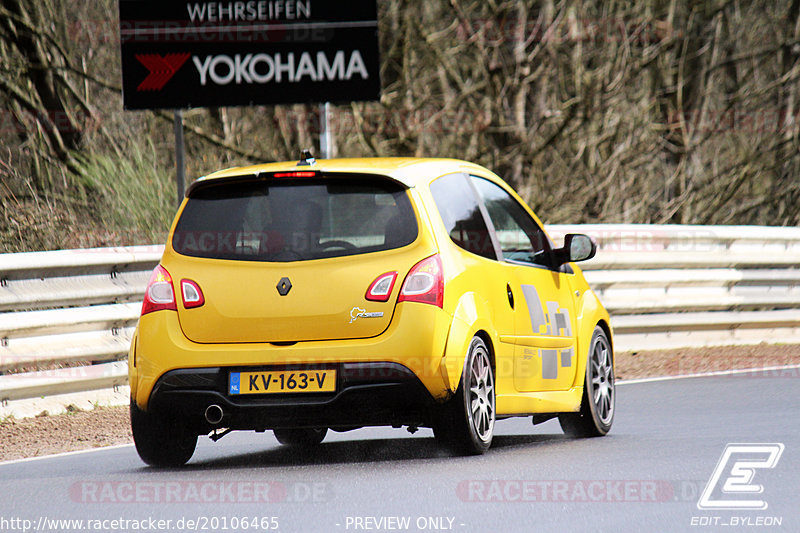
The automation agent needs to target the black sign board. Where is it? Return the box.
[119,1,381,110]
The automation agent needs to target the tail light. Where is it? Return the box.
[181,279,205,309]
[365,272,398,302]
[399,255,444,308]
[141,265,177,315]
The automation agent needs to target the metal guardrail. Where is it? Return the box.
[0,246,160,401]
[549,224,800,351]
[1,225,799,402]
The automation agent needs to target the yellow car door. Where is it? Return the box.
[427,172,517,394]
[470,176,579,392]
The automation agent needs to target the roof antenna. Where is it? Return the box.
[298,149,316,166]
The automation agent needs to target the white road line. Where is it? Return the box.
[618,363,800,385]
[0,443,134,467]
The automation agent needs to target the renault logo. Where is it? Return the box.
[276,277,292,296]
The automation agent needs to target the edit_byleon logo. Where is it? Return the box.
[697,443,784,510]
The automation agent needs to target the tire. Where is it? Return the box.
[559,326,615,437]
[273,427,328,446]
[130,401,197,467]
[433,336,495,455]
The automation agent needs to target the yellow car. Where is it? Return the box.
[129,155,614,466]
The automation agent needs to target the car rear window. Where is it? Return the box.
[172,175,418,262]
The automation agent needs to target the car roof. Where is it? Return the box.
[196,157,499,189]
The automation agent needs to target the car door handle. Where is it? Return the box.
[506,283,514,309]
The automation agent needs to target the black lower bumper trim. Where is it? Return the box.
[148,363,439,433]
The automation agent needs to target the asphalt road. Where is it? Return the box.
[0,374,797,533]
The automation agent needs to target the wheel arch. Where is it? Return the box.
[596,319,613,359]
[473,329,496,377]
[439,292,499,393]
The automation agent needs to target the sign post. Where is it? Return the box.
[320,102,331,159]
[173,110,185,207]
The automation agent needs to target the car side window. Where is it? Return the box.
[470,176,552,268]
[430,173,497,260]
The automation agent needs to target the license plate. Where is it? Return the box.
[229,369,336,395]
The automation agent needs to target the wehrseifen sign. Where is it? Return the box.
[119,1,381,110]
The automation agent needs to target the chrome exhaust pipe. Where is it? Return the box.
[205,404,224,425]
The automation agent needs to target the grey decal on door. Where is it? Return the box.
[519,285,575,381]
[547,301,572,337]
[521,285,549,334]
[521,285,572,337]
[561,348,573,367]
[541,349,558,379]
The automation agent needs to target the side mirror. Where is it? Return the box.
[554,234,597,265]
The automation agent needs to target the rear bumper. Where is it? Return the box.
[131,303,453,411]
[149,363,439,433]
